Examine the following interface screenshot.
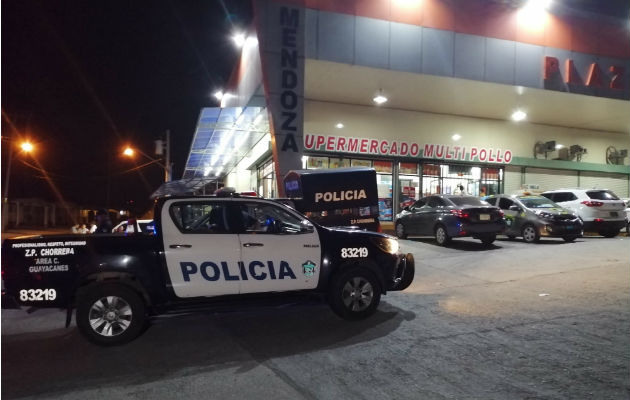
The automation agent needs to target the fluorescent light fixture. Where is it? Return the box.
[555,144,564,150]
[511,110,527,121]
[452,133,461,141]
[335,123,344,129]
[232,33,246,47]
[518,0,551,30]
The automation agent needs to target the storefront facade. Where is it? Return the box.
[186,0,629,223]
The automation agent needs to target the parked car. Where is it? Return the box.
[485,194,582,243]
[395,195,505,246]
[623,198,630,233]
[540,189,626,237]
[112,219,154,234]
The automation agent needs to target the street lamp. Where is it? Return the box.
[122,144,171,182]
[2,138,35,229]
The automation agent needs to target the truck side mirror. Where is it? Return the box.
[403,206,410,211]
[300,221,315,233]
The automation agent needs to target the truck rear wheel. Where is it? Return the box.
[329,267,381,320]
[76,283,146,346]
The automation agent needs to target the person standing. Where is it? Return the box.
[93,209,112,234]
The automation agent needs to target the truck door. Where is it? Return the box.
[235,200,321,294]
[161,199,242,298]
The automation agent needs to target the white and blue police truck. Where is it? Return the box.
[2,191,414,345]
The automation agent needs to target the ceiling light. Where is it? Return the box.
[245,36,258,47]
[555,144,564,150]
[335,123,344,129]
[373,89,388,105]
[232,33,246,48]
[213,90,224,101]
[452,134,461,141]
[511,110,527,122]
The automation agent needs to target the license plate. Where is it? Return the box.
[479,214,490,221]
[610,212,618,217]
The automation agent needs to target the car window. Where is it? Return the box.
[498,198,514,210]
[484,197,497,206]
[169,202,231,233]
[554,192,577,202]
[411,199,426,209]
[448,196,488,206]
[240,202,311,234]
[519,197,558,209]
[586,190,619,200]
[427,197,445,208]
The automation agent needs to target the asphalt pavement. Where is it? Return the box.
[2,234,629,399]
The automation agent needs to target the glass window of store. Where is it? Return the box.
[373,161,393,221]
[257,160,277,198]
[421,163,503,197]
[398,162,419,210]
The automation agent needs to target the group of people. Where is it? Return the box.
[71,210,113,234]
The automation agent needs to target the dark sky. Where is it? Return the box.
[2,0,253,214]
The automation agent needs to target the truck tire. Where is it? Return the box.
[76,283,146,346]
[329,267,381,320]
[396,253,415,291]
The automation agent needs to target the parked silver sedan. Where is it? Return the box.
[485,195,582,243]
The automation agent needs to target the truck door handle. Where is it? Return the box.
[243,242,264,247]
[170,244,192,249]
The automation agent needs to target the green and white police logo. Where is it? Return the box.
[302,260,316,277]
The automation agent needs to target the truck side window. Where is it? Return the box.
[241,202,310,234]
[169,202,230,233]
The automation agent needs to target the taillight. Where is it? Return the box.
[497,210,504,217]
[581,200,604,207]
[450,209,469,218]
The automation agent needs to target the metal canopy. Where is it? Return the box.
[150,178,218,198]
[182,106,269,180]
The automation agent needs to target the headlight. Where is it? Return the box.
[538,212,555,220]
[370,237,399,254]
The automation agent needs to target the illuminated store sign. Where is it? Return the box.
[304,134,512,164]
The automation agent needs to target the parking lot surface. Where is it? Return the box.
[2,235,629,399]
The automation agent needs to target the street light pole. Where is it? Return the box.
[2,140,15,230]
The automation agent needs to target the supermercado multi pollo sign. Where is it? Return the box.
[304,134,513,164]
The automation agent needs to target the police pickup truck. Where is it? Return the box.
[2,191,414,345]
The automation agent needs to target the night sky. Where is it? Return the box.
[2,0,253,214]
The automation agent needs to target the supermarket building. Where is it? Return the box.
[182,0,630,222]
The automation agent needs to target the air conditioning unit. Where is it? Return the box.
[606,146,628,165]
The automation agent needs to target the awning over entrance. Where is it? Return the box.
[182,106,269,180]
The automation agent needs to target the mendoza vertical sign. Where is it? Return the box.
[255,0,305,197]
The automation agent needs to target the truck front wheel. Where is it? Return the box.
[76,283,146,346]
[329,267,381,320]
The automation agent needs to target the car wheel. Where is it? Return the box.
[396,253,415,291]
[395,222,407,239]
[329,267,381,320]
[480,235,496,246]
[600,230,619,238]
[521,224,539,243]
[76,283,147,346]
[434,225,451,246]
[563,235,578,242]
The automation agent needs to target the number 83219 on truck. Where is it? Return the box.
[2,191,414,346]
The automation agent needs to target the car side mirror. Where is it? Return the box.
[300,220,314,233]
[509,205,521,212]
[403,206,410,211]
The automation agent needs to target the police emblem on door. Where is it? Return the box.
[302,260,316,277]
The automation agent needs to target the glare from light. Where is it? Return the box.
[335,123,344,129]
[511,110,527,122]
[373,94,388,104]
[517,0,551,31]
[213,90,224,101]
[20,142,34,152]
[555,144,564,150]
[123,147,134,156]
[452,134,461,141]
[245,36,258,47]
[253,113,264,126]
[233,33,246,47]
[393,0,422,7]
[203,166,212,177]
